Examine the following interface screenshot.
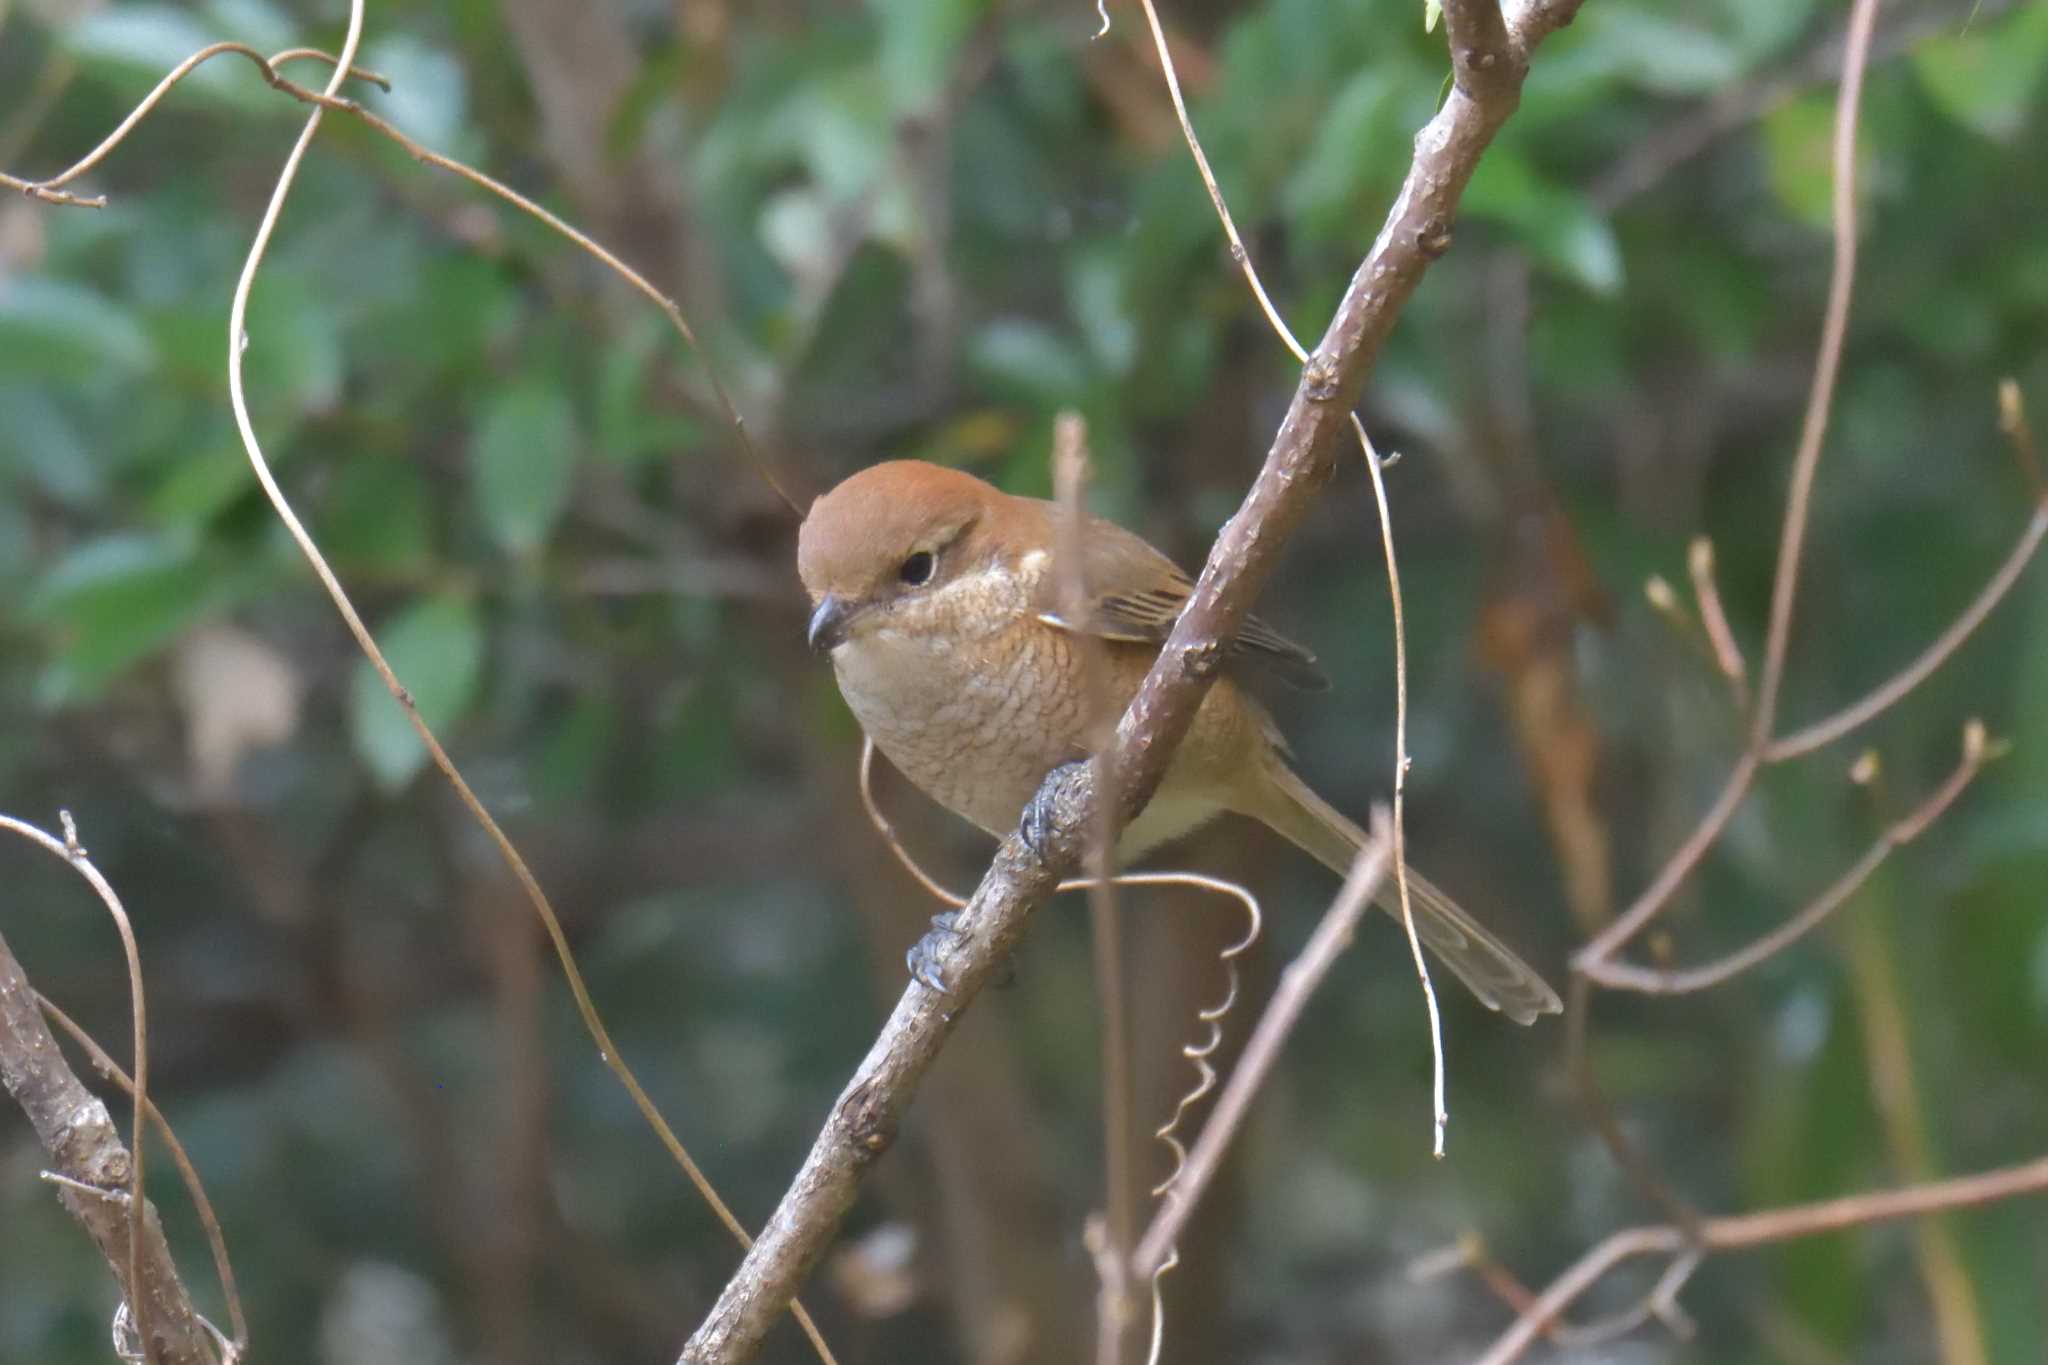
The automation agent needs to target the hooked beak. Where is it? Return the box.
[807,594,854,651]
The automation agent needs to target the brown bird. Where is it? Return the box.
[798,459,1560,1024]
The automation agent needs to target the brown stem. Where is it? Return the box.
[1132,825,1391,1278]
[0,928,217,1364]
[1576,0,1882,972]
[1765,506,2048,762]
[1051,415,1138,1365]
[1585,723,1993,994]
[1476,1154,2048,1365]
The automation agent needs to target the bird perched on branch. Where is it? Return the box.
[797,459,1560,1024]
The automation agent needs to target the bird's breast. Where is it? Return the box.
[831,609,1085,838]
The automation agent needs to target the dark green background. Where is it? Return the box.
[2,1,2045,1361]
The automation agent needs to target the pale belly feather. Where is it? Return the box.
[830,598,1245,859]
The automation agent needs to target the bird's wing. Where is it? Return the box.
[1033,512,1329,691]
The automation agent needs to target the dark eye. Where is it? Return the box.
[899,551,935,586]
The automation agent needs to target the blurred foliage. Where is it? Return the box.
[2,0,2046,1362]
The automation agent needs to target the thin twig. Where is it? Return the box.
[1051,414,1137,1365]
[1,813,155,1358]
[1132,817,1391,1279]
[1,44,387,205]
[1356,419,1446,1156]
[1128,0,1307,362]
[1688,537,1749,710]
[1587,721,1996,994]
[0,818,215,1365]
[859,741,968,908]
[1136,0,1456,1160]
[1765,503,2048,762]
[18,30,810,1325]
[198,4,832,1358]
[1476,1153,2048,1365]
[1139,870,1262,1365]
[246,70,802,515]
[37,993,247,1356]
[1576,0,1882,971]
[1746,0,1878,751]
[2000,378,2044,498]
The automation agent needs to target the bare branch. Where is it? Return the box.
[1577,0,1880,970]
[1748,0,1879,745]
[1356,418,1446,1156]
[38,993,247,1356]
[1477,1154,2048,1365]
[1766,502,2048,762]
[2,813,159,1357]
[1688,537,1749,710]
[0,838,214,1364]
[1586,721,1995,994]
[1,43,387,206]
[1129,0,1306,361]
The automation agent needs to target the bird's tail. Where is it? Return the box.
[1242,764,1561,1025]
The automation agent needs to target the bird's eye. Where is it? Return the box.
[899,551,935,586]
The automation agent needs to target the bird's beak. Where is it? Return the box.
[808,594,853,652]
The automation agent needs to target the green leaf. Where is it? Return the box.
[1912,3,2048,142]
[202,0,294,53]
[1761,94,1841,230]
[244,273,344,414]
[1569,9,1745,95]
[1283,69,1400,242]
[472,382,578,556]
[318,456,434,574]
[0,385,104,506]
[364,35,471,149]
[0,278,155,382]
[349,595,484,791]
[1462,149,1624,294]
[876,0,984,113]
[967,319,1091,406]
[26,532,235,704]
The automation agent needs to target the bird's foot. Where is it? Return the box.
[1019,759,1091,859]
[906,911,1016,993]
[907,912,962,992]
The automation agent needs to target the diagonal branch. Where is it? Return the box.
[1585,721,1997,994]
[1475,1153,2048,1365]
[0,928,217,1365]
[676,4,1588,1360]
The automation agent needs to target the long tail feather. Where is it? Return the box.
[1244,765,1562,1025]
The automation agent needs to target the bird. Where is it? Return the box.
[797,459,1561,1024]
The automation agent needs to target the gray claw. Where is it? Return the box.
[907,912,963,992]
[1019,759,1088,857]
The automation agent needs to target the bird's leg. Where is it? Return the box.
[1019,758,1092,858]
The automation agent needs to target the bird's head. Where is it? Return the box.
[797,460,1018,651]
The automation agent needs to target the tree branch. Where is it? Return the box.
[0,928,219,1365]
[1476,1153,2048,1365]
[676,4,1588,1359]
